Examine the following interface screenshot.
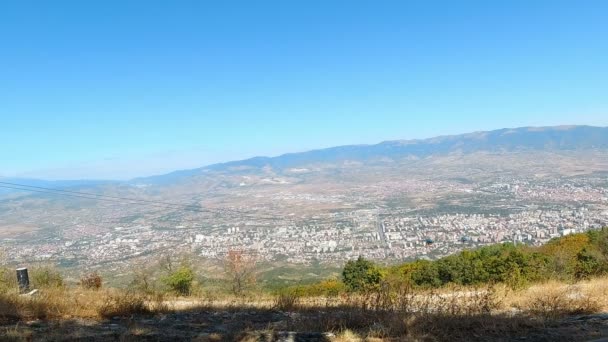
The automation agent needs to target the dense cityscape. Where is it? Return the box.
[2,171,607,277]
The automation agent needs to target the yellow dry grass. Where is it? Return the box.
[332,329,362,342]
[1,278,606,323]
[505,276,608,317]
[0,287,166,321]
[1,276,608,342]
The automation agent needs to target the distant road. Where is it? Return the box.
[376,214,388,247]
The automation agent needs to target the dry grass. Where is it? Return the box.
[194,332,223,342]
[506,277,608,318]
[79,272,103,290]
[1,288,104,321]
[273,291,301,311]
[0,288,168,322]
[1,277,608,341]
[97,291,151,318]
[332,329,362,342]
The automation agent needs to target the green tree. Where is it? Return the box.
[342,256,382,292]
[575,247,604,279]
[162,266,194,296]
[410,260,441,287]
[541,233,590,279]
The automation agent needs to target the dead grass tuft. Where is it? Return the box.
[97,291,151,318]
[332,329,362,342]
[274,292,301,311]
[508,279,607,319]
[79,272,103,290]
[1,276,608,340]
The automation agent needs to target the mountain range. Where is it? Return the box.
[133,125,608,185]
[2,125,608,191]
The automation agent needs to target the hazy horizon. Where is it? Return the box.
[1,124,605,181]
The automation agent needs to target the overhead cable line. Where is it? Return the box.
[0,181,202,210]
[0,182,279,220]
[0,184,206,212]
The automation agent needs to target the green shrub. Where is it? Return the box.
[0,267,12,293]
[31,266,64,288]
[278,279,347,297]
[342,256,382,292]
[575,247,605,279]
[346,228,608,291]
[162,266,194,296]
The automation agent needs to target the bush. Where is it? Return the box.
[575,247,605,280]
[342,256,382,292]
[0,250,14,294]
[311,279,346,296]
[0,267,13,294]
[31,266,64,288]
[279,279,347,297]
[80,272,102,290]
[274,291,300,311]
[162,266,194,296]
[98,291,150,318]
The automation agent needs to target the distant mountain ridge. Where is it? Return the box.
[4,125,607,189]
[134,125,608,184]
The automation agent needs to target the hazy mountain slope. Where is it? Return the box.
[4,125,607,189]
[134,125,608,184]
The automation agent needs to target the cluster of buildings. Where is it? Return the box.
[1,176,607,273]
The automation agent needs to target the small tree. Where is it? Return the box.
[225,250,257,295]
[129,268,155,294]
[159,254,176,273]
[80,272,103,290]
[162,266,194,296]
[342,256,382,292]
[575,247,605,280]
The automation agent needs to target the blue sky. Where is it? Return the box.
[1,1,607,180]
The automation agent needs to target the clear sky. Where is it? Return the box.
[1,1,607,180]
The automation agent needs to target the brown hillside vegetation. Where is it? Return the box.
[2,278,608,341]
[4,231,608,341]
